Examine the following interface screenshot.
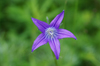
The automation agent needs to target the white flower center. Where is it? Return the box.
[45,27,57,40]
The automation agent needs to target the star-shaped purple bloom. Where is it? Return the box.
[31,10,77,60]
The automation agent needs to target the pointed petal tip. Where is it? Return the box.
[63,10,64,12]
[62,10,64,13]
[73,36,77,40]
[72,35,77,40]
[31,49,34,52]
[31,17,36,21]
[55,54,59,60]
[31,17,33,19]
[31,17,35,22]
[56,57,59,60]
[31,17,35,21]
[75,37,77,40]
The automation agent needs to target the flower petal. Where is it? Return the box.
[58,29,77,40]
[50,10,64,28]
[32,33,48,52]
[49,38,60,60]
[31,17,49,32]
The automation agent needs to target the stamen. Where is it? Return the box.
[45,27,58,40]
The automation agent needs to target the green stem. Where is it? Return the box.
[64,0,67,11]
[64,0,67,29]
[52,51,58,66]
[73,0,78,26]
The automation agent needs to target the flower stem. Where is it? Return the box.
[46,16,49,24]
[64,0,67,29]
[52,51,58,66]
[73,0,78,27]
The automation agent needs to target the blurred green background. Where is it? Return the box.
[0,0,100,66]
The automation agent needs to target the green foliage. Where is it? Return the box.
[0,0,100,66]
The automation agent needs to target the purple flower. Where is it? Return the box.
[31,10,77,60]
